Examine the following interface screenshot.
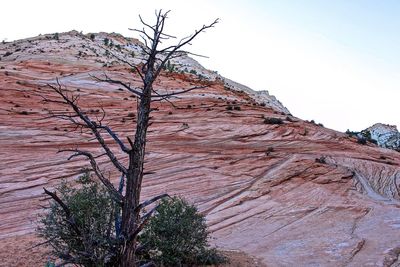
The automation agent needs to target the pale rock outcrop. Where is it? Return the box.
[365,123,400,151]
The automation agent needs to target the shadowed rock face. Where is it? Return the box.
[0,32,400,267]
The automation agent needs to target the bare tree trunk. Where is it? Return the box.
[41,11,218,267]
[121,77,153,266]
[120,240,137,267]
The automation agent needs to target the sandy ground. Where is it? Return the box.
[0,234,266,267]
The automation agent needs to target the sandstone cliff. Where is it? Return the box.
[0,31,399,267]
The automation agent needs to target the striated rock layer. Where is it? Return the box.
[0,32,400,266]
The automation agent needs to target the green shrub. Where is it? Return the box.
[357,135,367,145]
[44,261,56,267]
[265,146,274,156]
[140,197,226,266]
[37,173,119,266]
[315,156,326,164]
[346,129,377,145]
[164,60,175,72]
[104,38,110,46]
[263,117,283,125]
[38,176,224,266]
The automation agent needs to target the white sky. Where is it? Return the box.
[1,0,399,132]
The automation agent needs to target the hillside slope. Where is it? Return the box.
[0,32,400,267]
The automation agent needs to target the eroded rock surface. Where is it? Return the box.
[365,123,400,151]
[0,32,400,267]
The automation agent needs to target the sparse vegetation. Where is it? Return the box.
[164,60,176,72]
[315,156,327,164]
[345,129,358,137]
[103,37,110,46]
[265,146,274,156]
[3,51,13,57]
[263,117,283,125]
[357,135,367,145]
[140,197,226,266]
[37,173,119,266]
[346,129,377,145]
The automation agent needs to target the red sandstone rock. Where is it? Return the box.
[0,32,399,266]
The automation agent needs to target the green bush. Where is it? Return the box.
[44,261,56,267]
[104,38,110,46]
[140,197,226,266]
[263,117,283,125]
[164,60,175,72]
[38,175,224,266]
[37,173,119,266]
[233,106,241,111]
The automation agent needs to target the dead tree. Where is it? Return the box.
[41,10,218,267]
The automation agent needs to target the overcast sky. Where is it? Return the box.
[2,0,399,132]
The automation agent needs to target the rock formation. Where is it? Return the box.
[0,31,399,266]
[365,123,400,151]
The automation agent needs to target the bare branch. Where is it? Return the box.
[97,125,130,153]
[91,74,144,97]
[94,48,146,83]
[135,193,170,213]
[151,85,206,99]
[59,149,124,204]
[43,188,81,236]
[127,203,160,243]
[151,89,178,107]
[138,14,158,32]
[154,18,219,77]
[46,79,128,173]
[127,136,135,150]
[129,28,153,43]
[43,188,72,217]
